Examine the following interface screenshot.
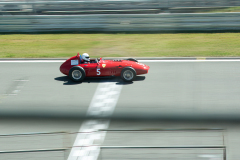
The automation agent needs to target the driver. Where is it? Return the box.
[82,53,90,63]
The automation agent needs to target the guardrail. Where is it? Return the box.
[0,0,240,9]
[0,129,226,160]
[0,1,240,15]
[99,146,226,160]
[0,146,226,160]
[0,12,240,32]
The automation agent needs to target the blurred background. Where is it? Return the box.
[0,0,240,32]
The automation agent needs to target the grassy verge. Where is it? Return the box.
[0,33,240,58]
[206,6,240,13]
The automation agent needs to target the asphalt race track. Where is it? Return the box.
[1,59,240,160]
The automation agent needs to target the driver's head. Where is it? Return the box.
[82,53,90,62]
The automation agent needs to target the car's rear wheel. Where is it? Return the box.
[121,67,136,82]
[69,66,85,82]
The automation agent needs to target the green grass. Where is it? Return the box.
[0,33,240,58]
[206,6,240,13]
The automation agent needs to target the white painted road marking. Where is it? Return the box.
[1,59,240,63]
[198,154,222,160]
[67,82,122,160]
[138,60,240,62]
[0,60,65,63]
[139,60,240,62]
[14,80,29,82]
[4,78,29,96]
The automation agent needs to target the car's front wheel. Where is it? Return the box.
[69,66,86,82]
[121,67,136,82]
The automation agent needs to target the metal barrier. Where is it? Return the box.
[0,0,240,9]
[99,129,226,160]
[0,131,69,160]
[0,0,240,15]
[0,129,226,160]
[99,146,226,160]
[0,0,240,33]
[0,13,240,32]
[0,0,167,16]
[0,148,67,160]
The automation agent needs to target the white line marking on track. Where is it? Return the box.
[0,60,65,63]
[138,60,240,62]
[1,59,240,63]
[5,78,29,96]
[67,82,122,160]
[14,80,29,82]
[198,154,222,160]
[198,154,222,158]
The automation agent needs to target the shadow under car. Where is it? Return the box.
[54,76,145,85]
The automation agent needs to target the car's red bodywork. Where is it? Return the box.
[60,53,149,78]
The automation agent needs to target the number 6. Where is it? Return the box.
[97,68,101,75]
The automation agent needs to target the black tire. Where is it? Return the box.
[121,67,136,82]
[69,66,86,82]
[126,58,138,62]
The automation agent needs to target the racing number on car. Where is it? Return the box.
[97,68,101,75]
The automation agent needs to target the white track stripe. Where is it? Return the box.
[138,60,240,62]
[67,82,122,160]
[1,59,240,63]
[0,60,65,63]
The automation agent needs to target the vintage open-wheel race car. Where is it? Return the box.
[60,53,150,82]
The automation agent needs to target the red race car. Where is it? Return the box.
[60,53,150,82]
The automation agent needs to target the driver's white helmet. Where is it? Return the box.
[82,53,90,62]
